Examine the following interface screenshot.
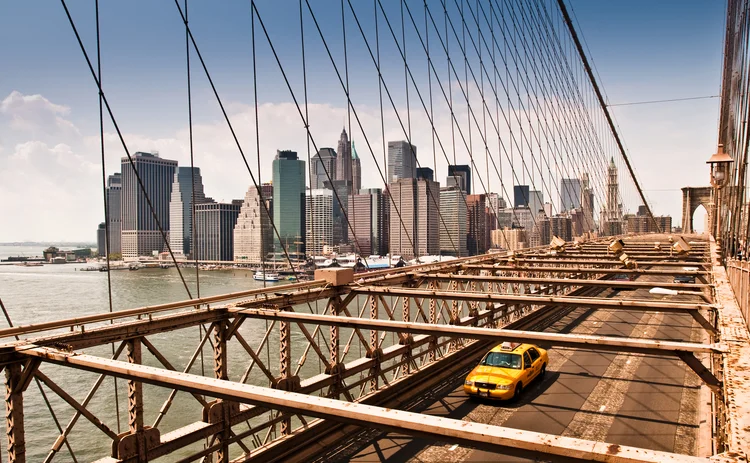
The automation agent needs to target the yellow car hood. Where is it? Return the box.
[468,365,521,385]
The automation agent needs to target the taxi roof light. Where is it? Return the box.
[500,341,522,351]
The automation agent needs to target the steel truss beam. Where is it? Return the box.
[232,309,722,391]
[231,309,721,356]
[463,264,709,277]
[20,347,708,463]
[416,273,710,290]
[0,280,329,341]
[486,258,709,267]
[348,286,714,312]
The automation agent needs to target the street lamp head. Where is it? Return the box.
[707,144,734,188]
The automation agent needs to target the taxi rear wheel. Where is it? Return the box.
[540,363,547,378]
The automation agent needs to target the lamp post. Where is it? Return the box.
[707,144,734,257]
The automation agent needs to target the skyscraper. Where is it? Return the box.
[96,222,106,256]
[387,141,417,182]
[352,142,362,193]
[513,207,535,231]
[560,178,582,212]
[514,185,530,208]
[169,167,206,256]
[528,211,551,248]
[417,178,441,257]
[467,194,489,255]
[416,167,434,181]
[388,177,439,259]
[486,193,508,229]
[550,215,573,242]
[194,201,241,261]
[330,179,351,245]
[310,148,336,190]
[447,165,471,195]
[528,190,544,216]
[305,189,334,256]
[121,152,178,258]
[335,128,352,184]
[105,173,122,256]
[600,158,623,236]
[234,186,273,263]
[491,228,527,251]
[439,186,468,256]
[350,188,388,256]
[580,173,595,232]
[272,150,306,255]
[446,175,465,191]
[389,178,418,259]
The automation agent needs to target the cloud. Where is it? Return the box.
[0,91,80,141]
[0,88,689,242]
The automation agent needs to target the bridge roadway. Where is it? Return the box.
[309,269,710,462]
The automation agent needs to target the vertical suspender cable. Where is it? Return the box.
[556,0,661,233]
[95,0,121,433]
[184,0,205,379]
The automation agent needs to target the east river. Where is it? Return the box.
[0,245,333,461]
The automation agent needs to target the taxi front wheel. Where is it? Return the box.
[514,382,523,400]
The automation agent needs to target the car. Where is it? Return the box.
[610,273,636,289]
[611,273,634,282]
[464,342,548,400]
[673,275,696,284]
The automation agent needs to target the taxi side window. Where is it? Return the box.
[523,351,533,369]
[528,348,540,362]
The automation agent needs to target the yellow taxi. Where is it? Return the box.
[463,342,548,400]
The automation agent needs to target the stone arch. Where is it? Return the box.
[681,186,713,233]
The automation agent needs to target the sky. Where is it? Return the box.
[0,0,726,242]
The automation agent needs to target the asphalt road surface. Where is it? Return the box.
[321,272,709,463]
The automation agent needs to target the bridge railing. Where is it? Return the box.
[727,258,750,328]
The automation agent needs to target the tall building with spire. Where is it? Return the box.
[600,158,623,236]
[352,141,361,193]
[335,128,352,184]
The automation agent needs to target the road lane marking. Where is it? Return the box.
[561,311,664,441]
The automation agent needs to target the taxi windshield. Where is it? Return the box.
[481,352,522,369]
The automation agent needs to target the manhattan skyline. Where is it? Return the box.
[0,1,724,241]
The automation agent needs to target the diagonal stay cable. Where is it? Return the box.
[289,1,423,256]
[94,0,122,435]
[171,0,339,276]
[60,0,193,299]
[243,1,370,261]
[354,0,519,250]
[480,0,600,232]
[435,0,561,225]
[393,0,537,241]
[0,297,79,462]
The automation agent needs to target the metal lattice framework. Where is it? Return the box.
[0,237,733,462]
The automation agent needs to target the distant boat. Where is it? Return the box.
[128,263,141,271]
[253,271,280,282]
[14,261,42,267]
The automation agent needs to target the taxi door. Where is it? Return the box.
[523,351,536,382]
